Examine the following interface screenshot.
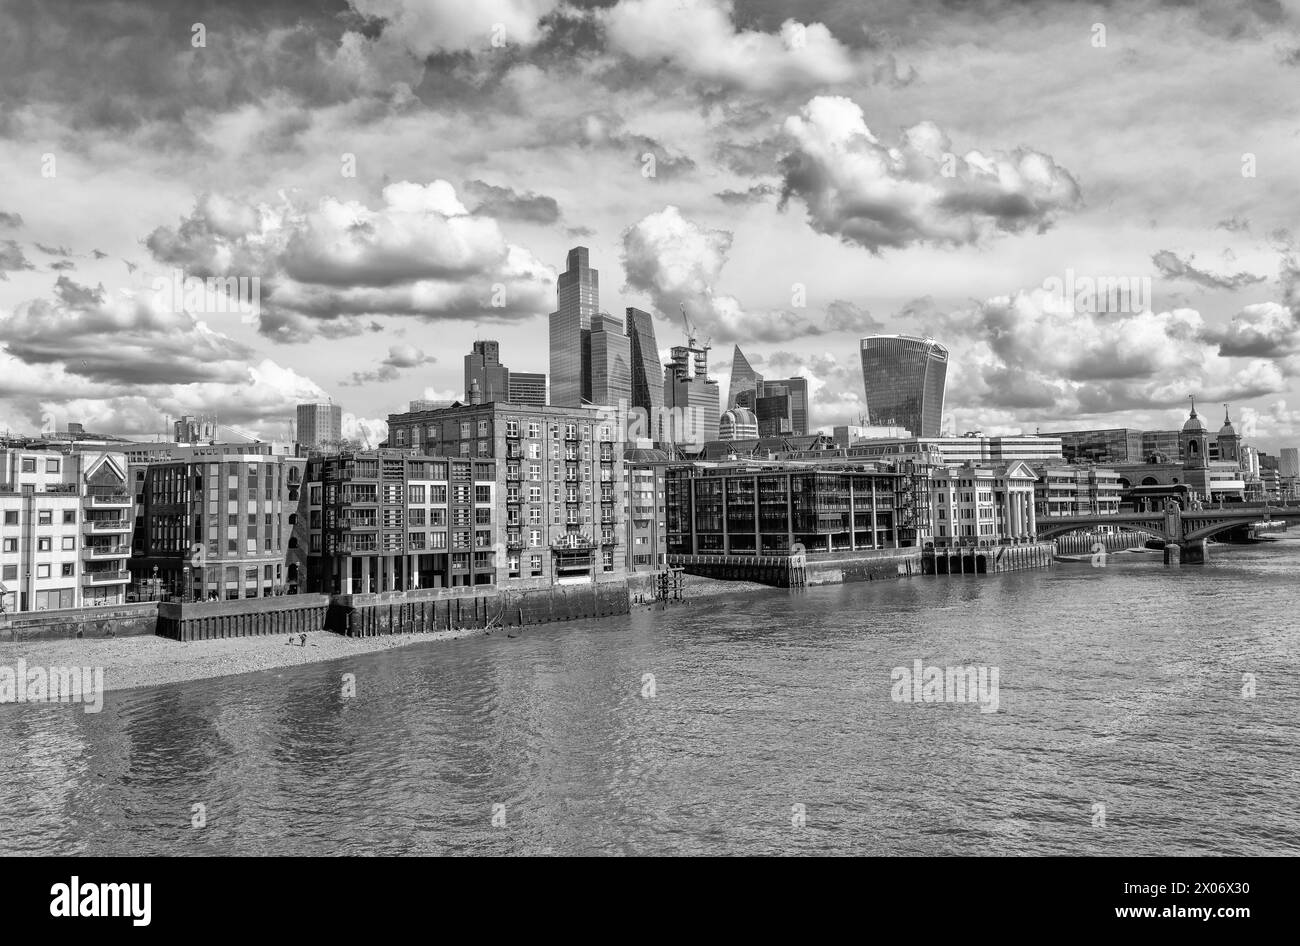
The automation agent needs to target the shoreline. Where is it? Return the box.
[0,576,781,695]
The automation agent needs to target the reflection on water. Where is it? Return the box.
[3,539,1298,855]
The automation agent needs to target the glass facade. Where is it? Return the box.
[589,314,632,408]
[860,335,948,438]
[549,247,598,406]
[626,307,664,418]
[1043,428,1144,463]
[727,345,763,409]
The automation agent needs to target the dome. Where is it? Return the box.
[1218,406,1237,438]
[1182,410,1205,432]
[730,407,757,425]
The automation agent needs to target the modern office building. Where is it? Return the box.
[296,402,343,449]
[129,452,306,601]
[860,335,949,438]
[626,307,664,419]
[508,372,547,407]
[589,312,633,408]
[664,459,909,555]
[386,402,626,583]
[304,451,497,593]
[464,340,511,403]
[734,377,810,437]
[663,342,720,448]
[763,378,809,436]
[549,246,600,407]
[1032,464,1123,518]
[831,435,1063,467]
[0,447,133,612]
[1042,428,1144,464]
[1140,429,1182,461]
[727,345,763,410]
[832,424,911,446]
[1280,447,1300,478]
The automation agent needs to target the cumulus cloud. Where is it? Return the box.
[144,181,555,342]
[1215,215,1250,233]
[0,211,21,229]
[602,0,855,92]
[1209,302,1300,358]
[0,240,34,278]
[462,180,561,224]
[917,287,1291,424]
[778,96,1082,253]
[1151,249,1266,290]
[621,205,823,343]
[342,343,437,386]
[349,0,560,56]
[578,112,696,179]
[824,299,882,333]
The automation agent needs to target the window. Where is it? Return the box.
[1,565,15,580]
[61,563,74,577]
[460,421,471,439]
[1,538,14,553]
[37,564,50,578]
[38,510,52,526]
[409,484,426,504]
[477,420,489,437]
[46,459,59,474]
[529,530,541,547]
[475,485,491,503]
[3,511,15,525]
[21,458,35,473]
[61,537,75,551]
[37,537,51,552]
[63,510,76,524]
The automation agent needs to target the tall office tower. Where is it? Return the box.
[296,402,343,448]
[464,340,511,403]
[173,414,216,443]
[626,307,665,419]
[754,390,794,438]
[590,312,632,408]
[508,372,547,407]
[1280,447,1299,478]
[663,344,720,447]
[549,246,600,406]
[762,378,809,436]
[728,345,763,409]
[860,335,949,438]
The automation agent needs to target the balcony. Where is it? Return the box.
[83,570,130,585]
[82,544,129,560]
[83,519,131,533]
[88,491,132,507]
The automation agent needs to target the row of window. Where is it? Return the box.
[2,536,78,553]
[1,563,76,579]
[2,509,78,525]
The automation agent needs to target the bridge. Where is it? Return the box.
[1034,501,1300,563]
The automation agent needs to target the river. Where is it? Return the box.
[3,537,1297,855]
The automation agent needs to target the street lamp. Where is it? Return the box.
[182,565,190,603]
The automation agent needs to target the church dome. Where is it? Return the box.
[1218,406,1237,438]
[1182,409,1205,432]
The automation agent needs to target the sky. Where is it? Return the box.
[2,0,1299,452]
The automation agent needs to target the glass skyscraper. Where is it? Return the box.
[589,312,632,408]
[859,335,948,438]
[626,307,664,418]
[549,247,599,406]
[728,345,763,409]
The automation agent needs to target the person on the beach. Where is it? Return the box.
[299,633,307,647]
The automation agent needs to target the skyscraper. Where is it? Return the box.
[549,246,599,406]
[1280,447,1299,478]
[728,345,763,409]
[464,340,510,402]
[626,307,664,418]
[860,335,948,438]
[296,402,342,448]
[589,312,632,408]
[663,344,720,447]
[761,378,808,436]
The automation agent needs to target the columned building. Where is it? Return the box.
[928,460,1039,546]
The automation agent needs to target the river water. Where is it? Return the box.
[3,538,1298,856]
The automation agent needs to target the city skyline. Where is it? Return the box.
[2,1,1300,454]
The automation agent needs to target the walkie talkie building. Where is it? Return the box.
[860,335,949,438]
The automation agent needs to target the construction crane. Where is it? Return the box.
[678,302,712,354]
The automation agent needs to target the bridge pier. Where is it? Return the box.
[1163,543,1180,566]
[1180,538,1207,565]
